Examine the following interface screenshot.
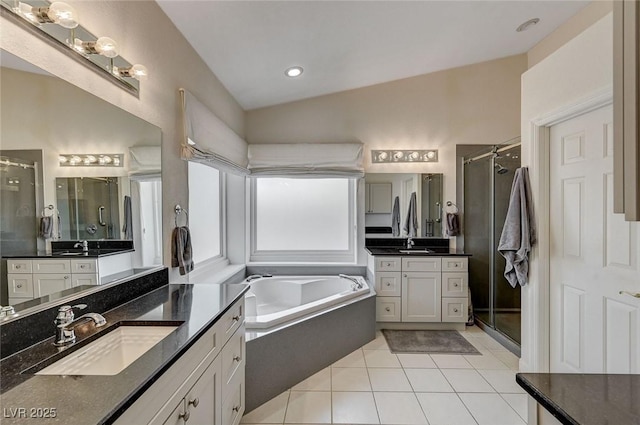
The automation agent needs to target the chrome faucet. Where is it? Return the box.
[54,304,106,346]
[74,240,89,252]
[338,274,364,290]
[245,273,273,282]
[406,236,415,249]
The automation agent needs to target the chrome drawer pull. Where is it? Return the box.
[232,406,240,413]
[188,397,199,407]
[620,291,640,298]
[232,315,240,322]
[179,411,190,421]
[233,355,241,362]
[453,308,459,313]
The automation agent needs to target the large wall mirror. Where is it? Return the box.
[364,173,443,238]
[0,49,162,311]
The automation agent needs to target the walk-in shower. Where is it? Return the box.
[463,142,522,351]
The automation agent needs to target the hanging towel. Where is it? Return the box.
[123,195,133,240]
[498,167,537,287]
[403,192,418,237]
[39,216,53,239]
[391,196,401,236]
[171,226,194,275]
[446,212,460,237]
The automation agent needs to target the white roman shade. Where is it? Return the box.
[179,88,249,175]
[247,143,364,177]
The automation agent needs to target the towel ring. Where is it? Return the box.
[174,204,189,227]
[42,204,56,217]
[445,201,459,213]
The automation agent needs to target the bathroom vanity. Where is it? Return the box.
[366,239,471,329]
[0,270,250,425]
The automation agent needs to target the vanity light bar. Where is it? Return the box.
[59,153,123,167]
[371,149,438,163]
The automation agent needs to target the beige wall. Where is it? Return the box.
[520,13,612,372]
[1,1,245,281]
[246,54,527,226]
[527,1,613,68]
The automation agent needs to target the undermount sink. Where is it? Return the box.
[35,325,178,376]
[55,252,88,256]
[398,249,434,254]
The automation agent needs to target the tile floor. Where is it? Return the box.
[241,326,527,425]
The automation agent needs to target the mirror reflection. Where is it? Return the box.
[364,173,443,238]
[0,49,163,312]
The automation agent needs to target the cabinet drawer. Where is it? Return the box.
[376,297,401,322]
[402,257,441,272]
[375,257,401,272]
[7,274,34,298]
[7,259,32,273]
[71,259,97,274]
[33,259,71,273]
[222,325,244,387]
[441,298,468,322]
[442,273,468,297]
[222,299,244,343]
[222,370,244,425]
[375,272,401,296]
[71,274,99,286]
[442,257,468,272]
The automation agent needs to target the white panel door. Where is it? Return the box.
[401,272,441,322]
[550,104,640,373]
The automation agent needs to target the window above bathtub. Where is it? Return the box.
[249,178,357,263]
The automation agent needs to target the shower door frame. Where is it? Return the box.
[463,141,522,351]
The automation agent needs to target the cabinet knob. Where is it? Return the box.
[454,263,459,267]
[80,265,86,269]
[179,410,190,421]
[232,406,241,413]
[386,263,391,267]
[385,307,391,312]
[16,284,22,289]
[453,308,459,313]
[233,355,241,362]
[403,274,407,278]
[386,283,391,287]
[15,265,21,269]
[454,283,458,287]
[64,275,69,279]
[232,315,240,322]
[188,398,199,408]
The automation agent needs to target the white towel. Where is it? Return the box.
[391,196,401,236]
[498,167,537,287]
[403,192,418,237]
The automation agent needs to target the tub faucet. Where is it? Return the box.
[406,237,415,249]
[54,304,106,346]
[246,274,273,282]
[74,240,89,252]
[338,274,363,290]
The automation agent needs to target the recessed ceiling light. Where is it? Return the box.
[516,18,540,32]
[285,66,303,78]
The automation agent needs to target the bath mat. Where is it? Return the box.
[381,330,481,355]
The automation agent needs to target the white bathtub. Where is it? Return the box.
[244,275,370,329]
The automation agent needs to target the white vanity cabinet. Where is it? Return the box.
[372,255,468,324]
[6,253,133,305]
[115,298,246,425]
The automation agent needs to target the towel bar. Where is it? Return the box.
[174,204,190,227]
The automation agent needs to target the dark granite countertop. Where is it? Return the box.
[2,249,134,259]
[0,282,250,425]
[516,373,640,425]
[365,247,471,256]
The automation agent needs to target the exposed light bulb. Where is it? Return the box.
[130,64,148,80]
[100,155,112,164]
[409,152,419,160]
[393,151,404,161]
[426,151,436,159]
[48,2,78,28]
[58,155,68,164]
[378,152,388,161]
[285,66,303,78]
[113,156,121,166]
[95,37,118,58]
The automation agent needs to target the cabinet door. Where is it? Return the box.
[441,273,468,297]
[33,274,71,297]
[222,370,245,425]
[375,272,401,296]
[367,183,392,213]
[402,272,441,322]
[376,297,401,322]
[7,274,34,298]
[185,355,222,425]
[442,298,468,323]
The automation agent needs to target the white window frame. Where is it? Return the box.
[248,177,357,264]
[188,162,228,270]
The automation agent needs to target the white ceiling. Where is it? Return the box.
[157,1,590,110]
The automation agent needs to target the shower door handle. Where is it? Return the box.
[98,206,106,226]
[436,202,442,223]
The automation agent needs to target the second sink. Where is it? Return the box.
[35,325,178,376]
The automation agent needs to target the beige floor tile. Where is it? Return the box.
[431,354,474,369]
[284,391,331,424]
[363,349,401,368]
[374,392,428,424]
[441,369,495,393]
[332,392,380,424]
[332,348,366,368]
[415,393,478,425]
[368,368,413,392]
[397,353,437,368]
[241,390,290,424]
[362,334,390,350]
[332,367,372,391]
[492,350,521,371]
[478,370,524,393]
[404,368,454,392]
[501,393,528,421]
[292,367,331,391]
[464,352,509,370]
[459,393,525,425]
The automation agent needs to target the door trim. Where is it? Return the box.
[523,87,613,373]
